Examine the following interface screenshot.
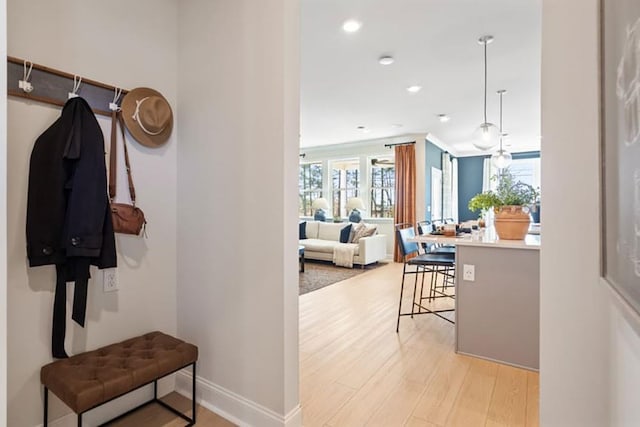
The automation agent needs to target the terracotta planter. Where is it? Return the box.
[494,205,531,240]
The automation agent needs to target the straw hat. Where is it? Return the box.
[121,87,173,148]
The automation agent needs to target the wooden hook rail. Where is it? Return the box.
[7,56,129,117]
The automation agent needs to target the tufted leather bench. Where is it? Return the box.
[41,331,198,426]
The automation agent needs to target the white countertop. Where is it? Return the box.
[410,227,541,250]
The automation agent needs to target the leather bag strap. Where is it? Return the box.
[108,110,117,200]
[118,112,137,204]
[108,111,137,204]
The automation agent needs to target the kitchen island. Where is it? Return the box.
[411,228,540,370]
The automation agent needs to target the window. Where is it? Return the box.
[298,151,397,220]
[331,159,360,218]
[485,157,541,193]
[299,162,323,216]
[509,157,541,191]
[370,157,395,218]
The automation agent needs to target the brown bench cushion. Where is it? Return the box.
[41,331,198,414]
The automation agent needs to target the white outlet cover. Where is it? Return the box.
[463,264,475,281]
[103,269,119,292]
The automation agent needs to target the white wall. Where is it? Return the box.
[0,0,7,425]
[541,1,640,426]
[176,1,301,426]
[7,1,178,425]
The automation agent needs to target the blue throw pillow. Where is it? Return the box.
[340,224,352,243]
[299,221,307,239]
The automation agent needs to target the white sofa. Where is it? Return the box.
[300,221,387,268]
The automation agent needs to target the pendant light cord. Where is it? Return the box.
[483,41,488,125]
[499,91,503,151]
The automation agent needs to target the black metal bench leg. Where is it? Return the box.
[192,362,197,424]
[77,412,82,427]
[44,387,48,427]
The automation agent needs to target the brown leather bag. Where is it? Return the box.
[109,110,147,236]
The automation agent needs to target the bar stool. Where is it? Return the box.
[395,223,455,331]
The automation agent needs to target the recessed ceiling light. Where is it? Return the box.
[438,114,450,123]
[343,20,362,33]
[391,124,403,128]
[379,56,394,65]
[406,85,422,93]
[356,126,371,133]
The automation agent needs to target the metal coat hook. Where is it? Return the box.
[19,60,33,93]
[109,87,122,111]
[7,56,131,117]
[68,75,82,99]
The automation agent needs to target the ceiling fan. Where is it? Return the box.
[371,158,395,167]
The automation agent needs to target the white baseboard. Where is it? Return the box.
[175,369,302,427]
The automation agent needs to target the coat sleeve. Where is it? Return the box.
[64,102,109,258]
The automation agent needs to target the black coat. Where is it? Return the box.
[27,97,116,269]
[26,97,116,358]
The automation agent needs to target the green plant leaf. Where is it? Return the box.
[468,168,539,211]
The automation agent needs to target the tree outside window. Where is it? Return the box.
[299,162,323,216]
[508,158,540,191]
[370,157,395,218]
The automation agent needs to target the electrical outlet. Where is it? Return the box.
[463,264,475,282]
[103,269,119,292]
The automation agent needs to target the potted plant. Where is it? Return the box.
[467,192,501,227]
[468,169,539,240]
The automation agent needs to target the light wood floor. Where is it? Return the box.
[299,261,538,427]
[111,392,234,426]
[115,261,539,427]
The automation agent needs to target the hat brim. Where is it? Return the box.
[121,87,173,148]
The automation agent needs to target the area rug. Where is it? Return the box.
[299,260,385,295]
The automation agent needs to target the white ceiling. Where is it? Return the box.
[300,0,542,156]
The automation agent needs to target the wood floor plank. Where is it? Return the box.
[110,392,234,426]
[444,358,498,427]
[334,326,415,390]
[326,320,449,426]
[404,416,442,427]
[485,364,528,427]
[301,340,373,403]
[325,347,413,426]
[301,381,356,427]
[410,351,472,425]
[525,371,540,427]
[301,301,396,376]
[366,379,425,427]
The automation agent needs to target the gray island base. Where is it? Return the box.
[412,230,540,370]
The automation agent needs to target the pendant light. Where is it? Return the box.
[472,35,500,150]
[491,89,513,169]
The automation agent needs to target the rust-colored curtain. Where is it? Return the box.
[394,144,416,262]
